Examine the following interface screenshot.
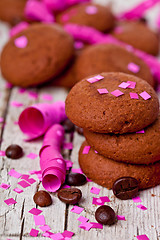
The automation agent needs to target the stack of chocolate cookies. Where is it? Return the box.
[65,72,160,190]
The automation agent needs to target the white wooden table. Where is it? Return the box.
[0,1,160,240]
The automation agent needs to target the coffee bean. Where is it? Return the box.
[33,190,52,207]
[65,173,87,186]
[5,144,23,159]
[76,126,83,135]
[95,205,116,225]
[58,188,82,204]
[62,119,75,133]
[112,177,139,200]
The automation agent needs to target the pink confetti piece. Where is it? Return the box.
[41,94,53,101]
[39,225,51,232]
[61,184,71,189]
[21,174,30,180]
[85,6,98,14]
[87,75,104,83]
[26,153,38,159]
[71,168,83,174]
[79,222,93,231]
[77,216,89,223]
[18,180,31,188]
[74,41,84,49]
[118,82,131,89]
[0,183,11,190]
[29,170,41,175]
[8,169,22,178]
[0,117,4,123]
[139,91,151,100]
[62,230,74,238]
[10,21,29,37]
[99,196,110,203]
[82,145,90,154]
[70,206,84,214]
[114,26,123,34]
[30,228,39,237]
[18,88,26,94]
[25,178,36,184]
[127,81,136,89]
[14,121,19,125]
[136,129,145,133]
[14,36,28,48]
[0,150,5,156]
[29,208,42,215]
[65,160,73,169]
[51,233,64,240]
[132,196,142,203]
[111,89,124,97]
[90,222,103,229]
[10,101,23,107]
[136,204,147,211]
[5,82,13,89]
[92,197,104,205]
[13,188,23,194]
[63,142,73,150]
[34,215,46,226]
[117,215,126,221]
[28,91,38,99]
[130,92,139,99]
[90,187,100,195]
[128,62,140,73]
[97,88,108,94]
[4,198,17,206]
[136,235,150,240]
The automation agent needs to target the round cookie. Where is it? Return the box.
[112,21,159,56]
[0,0,27,25]
[84,113,160,165]
[75,44,154,87]
[79,141,160,190]
[65,72,159,134]
[0,23,74,87]
[56,3,115,32]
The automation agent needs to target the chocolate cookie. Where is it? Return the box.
[75,44,154,86]
[56,3,115,32]
[112,21,159,56]
[84,113,160,165]
[79,141,160,190]
[0,0,26,25]
[65,72,159,134]
[1,23,74,87]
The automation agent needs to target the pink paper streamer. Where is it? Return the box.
[157,12,160,29]
[26,153,38,159]
[139,91,151,100]
[14,36,28,48]
[4,198,17,206]
[79,222,93,231]
[40,124,66,192]
[13,188,23,194]
[43,0,90,11]
[19,101,66,139]
[8,169,22,178]
[70,206,84,214]
[97,88,108,94]
[132,196,142,203]
[130,93,139,99]
[82,146,90,154]
[10,22,29,37]
[117,215,126,221]
[111,89,124,97]
[136,204,147,210]
[0,183,11,190]
[30,228,39,237]
[29,208,42,215]
[90,187,100,195]
[34,215,46,226]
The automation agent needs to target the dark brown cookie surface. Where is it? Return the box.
[79,141,160,190]
[0,0,26,25]
[84,113,160,165]
[56,3,115,32]
[75,44,154,86]
[65,72,159,134]
[112,21,159,56]
[1,23,74,87]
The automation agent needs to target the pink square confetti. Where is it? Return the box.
[10,101,23,107]
[130,92,139,99]
[87,75,104,83]
[5,82,13,89]
[100,196,110,203]
[34,215,46,226]
[39,225,51,232]
[41,94,53,101]
[139,91,151,100]
[70,206,84,214]
[118,82,130,89]
[26,178,36,184]
[90,187,100,195]
[30,228,39,237]
[14,36,28,48]
[128,62,140,73]
[117,215,126,221]
[51,233,64,240]
[77,216,89,223]
[127,81,136,89]
[72,168,83,174]
[0,117,4,123]
[97,88,108,94]
[18,88,26,94]
[92,197,104,205]
[136,235,150,240]
[82,146,90,154]
[62,230,74,238]
[29,208,42,215]
[65,160,73,169]
[0,183,11,190]
[74,41,84,50]
[136,204,147,211]
[18,180,31,188]
[8,169,22,178]
[0,150,5,156]
[21,174,30,180]
[132,196,142,203]
[136,129,145,134]
[4,198,17,206]
[90,222,103,229]
[111,89,124,97]
[13,188,23,194]
[85,6,98,14]
[28,91,38,99]
[79,222,93,231]
[63,142,73,150]
[26,153,38,159]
